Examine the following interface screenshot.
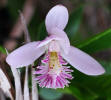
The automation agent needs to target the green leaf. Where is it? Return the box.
[77,28,111,54]
[36,21,47,40]
[39,88,63,100]
[59,85,97,100]
[65,6,83,43]
[0,46,6,54]
[100,61,111,75]
[28,10,43,41]
[8,0,24,20]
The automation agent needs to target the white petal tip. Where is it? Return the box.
[87,68,105,76]
[6,56,23,68]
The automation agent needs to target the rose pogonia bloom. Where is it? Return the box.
[6,5,105,89]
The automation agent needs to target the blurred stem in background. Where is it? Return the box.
[4,0,36,51]
[0,0,37,99]
[20,12,38,100]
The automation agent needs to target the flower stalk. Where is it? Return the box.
[5,49,23,100]
[20,12,38,100]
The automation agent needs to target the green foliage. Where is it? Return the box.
[65,6,83,43]
[36,21,47,40]
[0,46,6,54]
[28,9,43,41]
[8,0,24,20]
[77,28,111,54]
[39,88,63,100]
[100,61,111,75]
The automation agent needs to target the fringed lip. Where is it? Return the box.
[35,51,73,89]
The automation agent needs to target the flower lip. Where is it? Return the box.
[35,51,73,89]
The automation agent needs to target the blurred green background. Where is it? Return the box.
[1,0,111,100]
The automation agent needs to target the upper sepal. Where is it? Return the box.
[45,5,69,34]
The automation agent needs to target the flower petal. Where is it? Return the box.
[61,46,105,75]
[45,5,69,34]
[6,42,45,68]
[51,28,70,54]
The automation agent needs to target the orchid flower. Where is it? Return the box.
[6,5,105,89]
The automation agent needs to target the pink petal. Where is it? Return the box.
[6,42,45,68]
[51,28,70,54]
[61,46,105,75]
[45,5,69,34]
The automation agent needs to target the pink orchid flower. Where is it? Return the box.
[6,5,105,89]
